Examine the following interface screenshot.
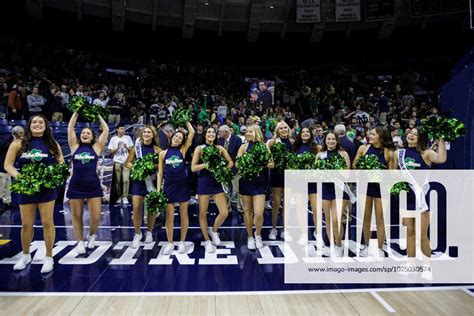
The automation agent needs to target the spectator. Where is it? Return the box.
[334,124,357,165]
[27,86,45,117]
[7,83,24,120]
[0,126,25,209]
[107,123,134,204]
[50,88,64,122]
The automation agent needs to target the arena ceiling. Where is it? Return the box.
[25,0,469,42]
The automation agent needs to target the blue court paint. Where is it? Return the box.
[0,203,468,293]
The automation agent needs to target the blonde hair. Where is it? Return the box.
[273,121,290,139]
[140,125,160,147]
[246,124,264,143]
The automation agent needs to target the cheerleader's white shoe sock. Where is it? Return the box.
[268,229,277,240]
[162,242,174,255]
[144,231,153,244]
[87,234,96,249]
[75,241,86,254]
[13,254,31,271]
[208,228,221,246]
[41,256,54,274]
[205,240,215,253]
[255,235,264,249]
[131,233,142,249]
[247,237,256,250]
[178,241,186,254]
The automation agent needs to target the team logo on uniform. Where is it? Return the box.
[404,157,420,169]
[165,155,182,168]
[74,152,95,164]
[21,149,48,162]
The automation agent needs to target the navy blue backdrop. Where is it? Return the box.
[440,47,474,169]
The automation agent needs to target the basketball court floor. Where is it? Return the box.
[0,201,473,314]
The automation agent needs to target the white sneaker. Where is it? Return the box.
[87,234,96,249]
[268,228,277,240]
[208,228,221,246]
[13,254,31,271]
[122,197,129,204]
[421,265,433,281]
[281,231,293,242]
[377,249,385,258]
[313,231,325,249]
[247,237,256,250]
[178,241,186,254]
[144,231,153,244]
[116,198,122,204]
[75,241,86,254]
[131,233,142,249]
[255,235,264,249]
[205,240,215,253]
[162,242,174,255]
[265,201,272,209]
[298,235,307,246]
[335,246,344,257]
[359,245,368,257]
[41,256,54,274]
[322,247,331,257]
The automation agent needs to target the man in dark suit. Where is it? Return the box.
[334,124,356,165]
[257,81,273,106]
[217,124,243,211]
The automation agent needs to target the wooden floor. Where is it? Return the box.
[0,290,473,315]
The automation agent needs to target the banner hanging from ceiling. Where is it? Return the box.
[335,0,361,22]
[296,0,321,23]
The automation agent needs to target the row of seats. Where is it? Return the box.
[0,119,116,129]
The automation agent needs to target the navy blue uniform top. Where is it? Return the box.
[365,145,387,167]
[164,147,186,179]
[71,144,98,178]
[401,147,430,170]
[18,137,57,167]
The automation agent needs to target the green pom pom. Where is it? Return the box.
[313,159,327,170]
[390,182,410,196]
[169,108,192,127]
[287,152,316,170]
[10,163,70,195]
[81,104,110,123]
[68,95,109,122]
[325,154,347,170]
[355,154,386,170]
[202,146,233,187]
[237,142,271,180]
[145,190,168,215]
[421,116,466,142]
[130,153,159,181]
[271,142,292,170]
[68,95,87,113]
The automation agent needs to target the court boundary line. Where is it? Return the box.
[0,286,472,297]
[463,289,474,297]
[370,291,396,313]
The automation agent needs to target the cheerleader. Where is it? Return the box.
[267,121,294,240]
[157,122,195,255]
[125,126,162,249]
[4,115,64,273]
[353,126,395,257]
[395,127,446,280]
[236,125,274,250]
[316,132,351,256]
[191,126,233,253]
[66,112,109,254]
[294,127,322,246]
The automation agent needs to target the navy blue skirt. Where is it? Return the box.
[367,183,381,198]
[322,183,349,201]
[240,173,267,196]
[164,176,190,203]
[197,174,224,195]
[67,176,103,199]
[132,180,149,197]
[18,188,57,205]
[270,169,284,188]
